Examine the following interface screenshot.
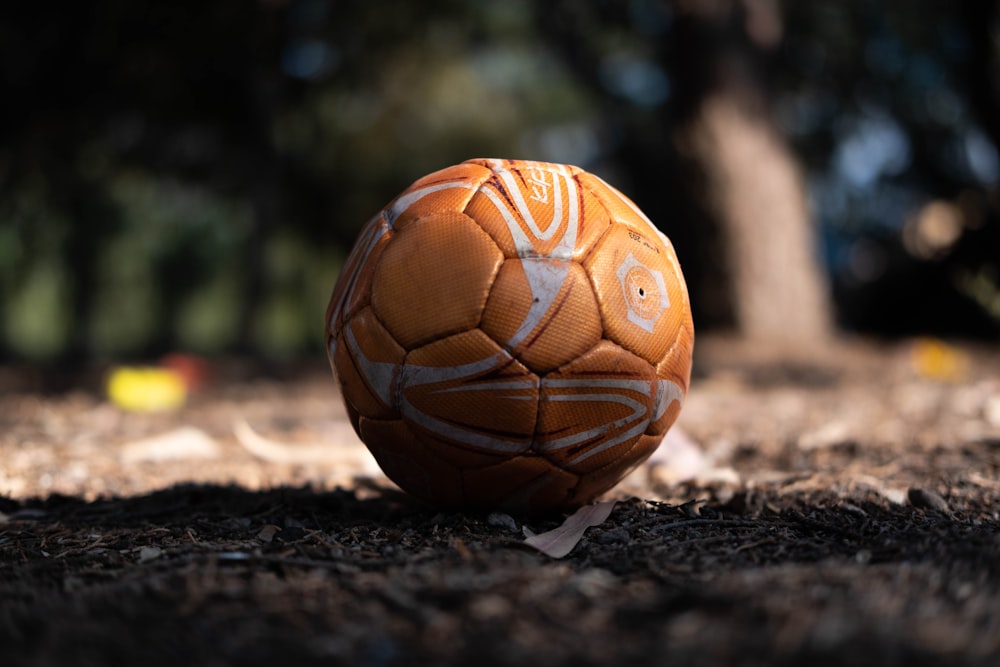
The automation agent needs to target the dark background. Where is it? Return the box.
[1,0,998,365]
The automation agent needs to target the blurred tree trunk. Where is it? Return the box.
[670,0,833,340]
[539,0,832,340]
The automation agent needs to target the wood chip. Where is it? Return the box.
[486,512,518,532]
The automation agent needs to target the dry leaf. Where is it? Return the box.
[233,419,377,473]
[523,500,616,558]
[120,427,220,463]
[646,426,709,483]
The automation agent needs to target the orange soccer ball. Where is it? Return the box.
[325,158,693,510]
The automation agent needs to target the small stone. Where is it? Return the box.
[468,594,512,620]
[256,525,281,543]
[138,546,163,563]
[839,502,868,517]
[486,512,518,532]
[907,487,950,512]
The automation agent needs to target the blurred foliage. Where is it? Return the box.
[0,0,997,365]
[779,1,1000,335]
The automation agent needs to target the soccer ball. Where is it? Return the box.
[326,158,693,510]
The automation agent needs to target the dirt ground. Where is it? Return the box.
[2,335,999,667]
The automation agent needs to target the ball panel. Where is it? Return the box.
[386,163,492,230]
[480,260,602,374]
[571,433,663,504]
[401,329,538,456]
[411,428,520,470]
[463,160,610,260]
[461,454,579,511]
[358,416,464,507]
[333,307,405,419]
[583,223,687,363]
[535,340,657,474]
[371,212,504,350]
[646,331,693,436]
[326,214,391,339]
[575,172,663,243]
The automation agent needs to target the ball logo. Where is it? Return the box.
[616,253,669,332]
[525,166,551,204]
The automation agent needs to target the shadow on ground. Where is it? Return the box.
[2,479,999,667]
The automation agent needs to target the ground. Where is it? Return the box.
[2,336,999,667]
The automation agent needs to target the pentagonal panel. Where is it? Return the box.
[332,307,405,419]
[462,454,579,511]
[326,214,392,339]
[386,162,493,231]
[371,212,504,350]
[358,416,464,507]
[481,259,602,373]
[535,340,657,474]
[583,223,689,363]
[464,159,610,260]
[400,329,538,457]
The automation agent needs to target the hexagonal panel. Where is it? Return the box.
[481,259,602,373]
[583,223,689,363]
[372,212,504,350]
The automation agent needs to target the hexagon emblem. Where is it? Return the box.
[615,253,670,333]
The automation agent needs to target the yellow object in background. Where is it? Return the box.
[107,367,188,412]
[910,338,969,382]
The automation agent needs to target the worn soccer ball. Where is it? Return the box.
[326,158,693,510]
